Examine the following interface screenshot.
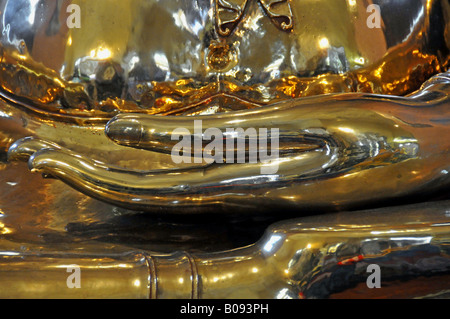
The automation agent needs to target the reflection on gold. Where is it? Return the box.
[0,222,12,235]
[0,0,447,120]
[0,43,445,119]
[0,0,449,299]
[90,47,112,60]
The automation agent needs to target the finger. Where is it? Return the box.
[18,138,331,210]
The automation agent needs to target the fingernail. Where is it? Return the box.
[105,116,143,146]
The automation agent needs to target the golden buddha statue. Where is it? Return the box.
[0,0,449,299]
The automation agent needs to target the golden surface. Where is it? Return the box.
[0,0,449,299]
[0,0,448,119]
[4,71,449,212]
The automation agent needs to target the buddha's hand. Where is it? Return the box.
[8,71,450,212]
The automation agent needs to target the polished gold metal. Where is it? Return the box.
[0,200,449,299]
[0,0,448,119]
[0,0,450,299]
[6,70,450,212]
[215,0,293,37]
